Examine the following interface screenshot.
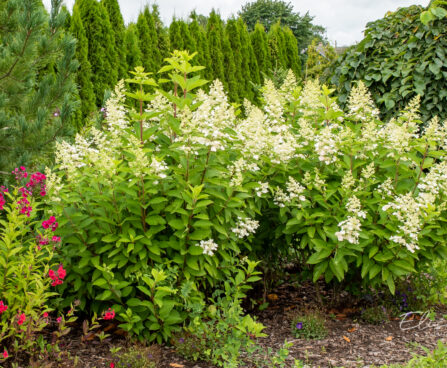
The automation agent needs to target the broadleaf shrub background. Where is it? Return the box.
[331,4,447,122]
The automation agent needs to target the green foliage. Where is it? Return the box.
[189,13,212,74]
[409,259,447,307]
[238,18,260,99]
[71,4,96,121]
[136,12,155,75]
[173,259,266,368]
[0,0,78,172]
[151,5,170,63]
[250,79,447,294]
[48,51,261,342]
[111,345,157,368]
[169,19,184,51]
[238,0,325,54]
[76,0,118,105]
[225,19,245,101]
[305,38,336,81]
[375,341,447,367]
[291,311,328,340]
[332,4,447,122]
[251,22,271,79]
[143,6,162,73]
[222,30,239,102]
[0,186,58,360]
[206,11,226,85]
[101,0,127,79]
[124,24,143,72]
[360,305,388,324]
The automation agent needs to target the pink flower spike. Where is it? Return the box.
[0,301,8,314]
[103,308,115,320]
[48,216,55,224]
[57,265,66,280]
[57,316,62,323]
[2,350,8,359]
[43,312,49,318]
[20,166,25,171]
[42,221,49,229]
[51,222,58,232]
[17,313,26,325]
[110,363,115,368]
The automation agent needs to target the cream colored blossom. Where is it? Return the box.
[198,239,218,256]
[232,217,260,238]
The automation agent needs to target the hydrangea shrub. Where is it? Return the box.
[46,51,447,341]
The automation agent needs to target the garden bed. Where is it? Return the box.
[31,281,447,368]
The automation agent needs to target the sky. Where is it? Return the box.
[43,0,430,46]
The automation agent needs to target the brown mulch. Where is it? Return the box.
[6,282,447,368]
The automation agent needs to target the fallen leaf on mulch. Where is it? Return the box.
[169,363,185,368]
[336,314,347,320]
[347,327,357,333]
[343,336,351,343]
[385,336,393,341]
[267,294,279,301]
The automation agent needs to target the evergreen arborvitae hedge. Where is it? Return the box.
[71,4,96,120]
[76,0,117,105]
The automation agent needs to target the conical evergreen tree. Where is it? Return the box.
[268,22,288,71]
[62,5,71,30]
[189,13,211,72]
[136,12,155,73]
[251,22,271,80]
[0,0,78,172]
[226,18,244,100]
[152,5,170,64]
[70,5,96,121]
[169,18,184,51]
[179,19,196,52]
[125,23,143,71]
[101,0,127,78]
[222,29,238,101]
[143,6,162,72]
[76,0,118,105]
[238,18,259,100]
[283,27,301,77]
[206,11,225,84]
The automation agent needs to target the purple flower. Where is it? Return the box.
[178,337,184,343]
[296,322,303,330]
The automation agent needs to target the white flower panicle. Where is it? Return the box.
[262,79,284,125]
[255,182,269,197]
[231,217,260,239]
[347,81,380,121]
[274,177,306,207]
[346,195,366,219]
[314,126,339,164]
[361,162,375,181]
[105,80,129,138]
[279,70,298,98]
[336,196,366,244]
[44,167,63,202]
[229,158,260,187]
[335,216,362,244]
[377,178,394,199]
[341,171,356,191]
[382,193,423,253]
[286,177,306,202]
[198,239,218,256]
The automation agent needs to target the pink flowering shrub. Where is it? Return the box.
[0,168,62,361]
